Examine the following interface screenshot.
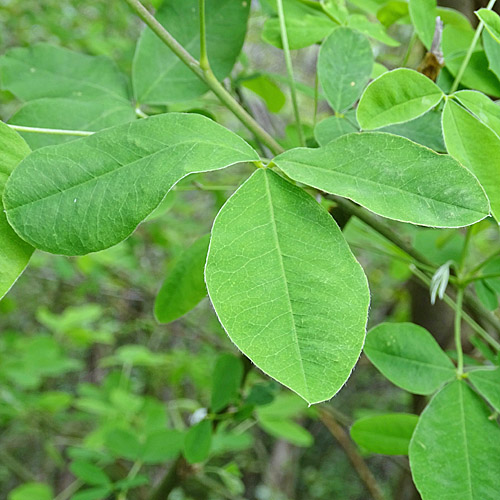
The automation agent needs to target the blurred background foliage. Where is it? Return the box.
[1,0,499,499]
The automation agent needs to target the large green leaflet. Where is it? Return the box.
[4,113,258,255]
[9,97,136,150]
[318,27,374,113]
[454,90,500,136]
[0,122,33,299]
[442,98,500,220]
[350,413,419,455]
[468,368,500,412]
[133,0,250,104]
[476,9,500,43]
[273,132,489,228]
[205,169,370,404]
[0,44,130,101]
[357,69,444,130]
[409,381,500,499]
[154,234,210,324]
[483,30,500,81]
[364,322,456,394]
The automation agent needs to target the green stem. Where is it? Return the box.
[411,266,500,351]
[470,249,500,275]
[8,124,93,136]
[402,31,417,67]
[463,272,500,285]
[449,0,496,93]
[455,287,465,375]
[199,0,209,70]
[276,0,305,147]
[135,107,148,119]
[123,0,283,155]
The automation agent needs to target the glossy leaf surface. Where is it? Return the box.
[318,27,374,113]
[274,132,489,227]
[357,69,443,130]
[410,381,500,499]
[4,113,258,255]
[205,169,370,404]
[364,322,456,394]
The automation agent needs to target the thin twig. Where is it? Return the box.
[8,124,93,136]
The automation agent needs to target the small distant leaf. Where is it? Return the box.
[8,483,53,500]
[0,122,33,300]
[257,415,314,447]
[318,27,374,113]
[314,114,359,146]
[105,428,142,461]
[70,461,111,486]
[184,420,212,464]
[133,0,250,104]
[357,69,444,130]
[0,44,129,101]
[409,0,438,49]
[477,9,500,43]
[9,97,136,150]
[154,234,210,324]
[4,113,258,255]
[443,98,500,220]
[273,132,489,228]
[241,75,286,113]
[468,367,500,412]
[141,429,185,464]
[474,279,498,311]
[409,381,500,500]
[454,90,500,136]
[211,354,244,413]
[262,1,336,50]
[71,487,114,500]
[347,15,400,46]
[364,322,456,394]
[350,413,418,455]
[205,169,370,404]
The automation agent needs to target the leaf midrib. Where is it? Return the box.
[263,171,309,399]
[278,156,486,216]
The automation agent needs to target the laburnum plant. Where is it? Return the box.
[2,0,500,498]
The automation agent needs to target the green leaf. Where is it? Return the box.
[442,98,500,220]
[205,169,370,404]
[350,413,418,455]
[261,1,336,50]
[0,44,130,102]
[468,367,500,412]
[454,89,500,136]
[477,8,500,43]
[9,97,136,150]
[211,354,244,412]
[364,322,456,395]
[347,15,400,47]
[483,30,500,81]
[409,0,437,49]
[318,27,374,113]
[357,69,444,130]
[8,483,53,500]
[133,0,250,104]
[0,122,33,300]
[241,75,286,113]
[257,414,314,447]
[409,380,500,500]
[184,420,212,464]
[71,487,114,500]
[4,113,258,255]
[70,461,111,486]
[154,234,210,324]
[474,279,498,311]
[104,428,142,461]
[141,429,185,464]
[379,109,446,152]
[273,132,489,228]
[314,114,359,147]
